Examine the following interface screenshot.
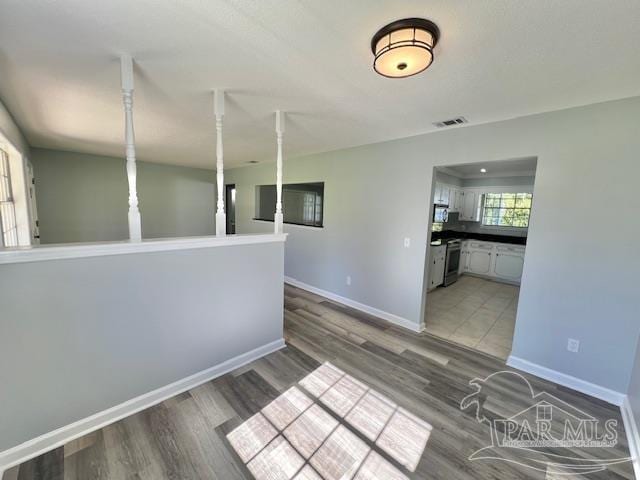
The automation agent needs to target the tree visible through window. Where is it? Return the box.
[482,193,532,228]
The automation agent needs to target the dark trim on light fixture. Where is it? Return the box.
[370,18,440,53]
[371,18,440,78]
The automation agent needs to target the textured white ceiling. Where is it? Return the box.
[1,0,639,169]
[440,157,538,179]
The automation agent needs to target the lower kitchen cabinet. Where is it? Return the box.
[467,241,493,275]
[460,240,525,284]
[468,250,492,275]
[493,245,525,281]
[428,244,447,289]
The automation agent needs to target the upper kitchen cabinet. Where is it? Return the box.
[449,187,464,212]
[434,182,465,212]
[434,182,450,205]
[460,190,480,221]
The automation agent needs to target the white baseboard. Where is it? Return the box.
[621,396,640,480]
[0,338,286,473]
[285,276,424,333]
[507,355,625,406]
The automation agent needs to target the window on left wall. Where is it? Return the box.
[0,148,18,247]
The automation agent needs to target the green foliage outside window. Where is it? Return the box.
[482,193,532,228]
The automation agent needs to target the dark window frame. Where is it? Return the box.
[254,182,325,228]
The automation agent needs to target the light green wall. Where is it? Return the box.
[31,148,215,244]
[227,96,640,394]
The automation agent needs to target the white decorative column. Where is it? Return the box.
[120,55,142,241]
[274,110,285,234]
[214,89,226,236]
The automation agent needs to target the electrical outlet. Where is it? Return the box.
[404,237,411,248]
[346,276,351,286]
[567,338,580,353]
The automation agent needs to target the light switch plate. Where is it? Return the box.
[404,238,411,248]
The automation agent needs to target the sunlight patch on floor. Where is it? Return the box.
[227,362,432,479]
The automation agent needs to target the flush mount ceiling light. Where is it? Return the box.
[371,18,440,78]
[480,168,487,173]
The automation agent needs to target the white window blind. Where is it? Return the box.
[0,148,18,247]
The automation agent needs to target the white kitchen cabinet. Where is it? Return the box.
[467,249,492,275]
[441,185,450,206]
[460,190,479,221]
[458,240,525,284]
[456,189,465,211]
[448,188,456,211]
[448,187,463,212]
[493,245,525,282]
[428,244,447,289]
[433,183,442,204]
[459,241,469,274]
[434,182,474,212]
[433,182,452,206]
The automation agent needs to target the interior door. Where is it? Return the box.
[224,184,236,234]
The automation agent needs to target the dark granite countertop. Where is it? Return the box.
[431,230,527,245]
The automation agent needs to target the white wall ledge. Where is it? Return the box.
[0,233,287,265]
[252,219,324,231]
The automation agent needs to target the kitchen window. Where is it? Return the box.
[255,182,324,227]
[0,148,19,247]
[482,192,532,228]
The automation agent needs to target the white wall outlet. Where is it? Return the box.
[567,338,580,353]
[404,237,411,248]
[346,276,351,286]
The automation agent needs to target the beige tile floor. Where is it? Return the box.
[425,276,519,360]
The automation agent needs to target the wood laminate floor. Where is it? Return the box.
[4,284,633,480]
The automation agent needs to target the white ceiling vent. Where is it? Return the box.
[433,117,468,128]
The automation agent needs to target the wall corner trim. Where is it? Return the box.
[284,276,423,333]
[0,338,286,473]
[621,395,640,480]
[506,355,625,406]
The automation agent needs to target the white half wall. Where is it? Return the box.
[227,96,640,395]
[0,236,285,456]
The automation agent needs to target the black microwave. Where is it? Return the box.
[433,204,449,222]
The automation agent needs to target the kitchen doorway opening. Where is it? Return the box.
[422,157,537,360]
